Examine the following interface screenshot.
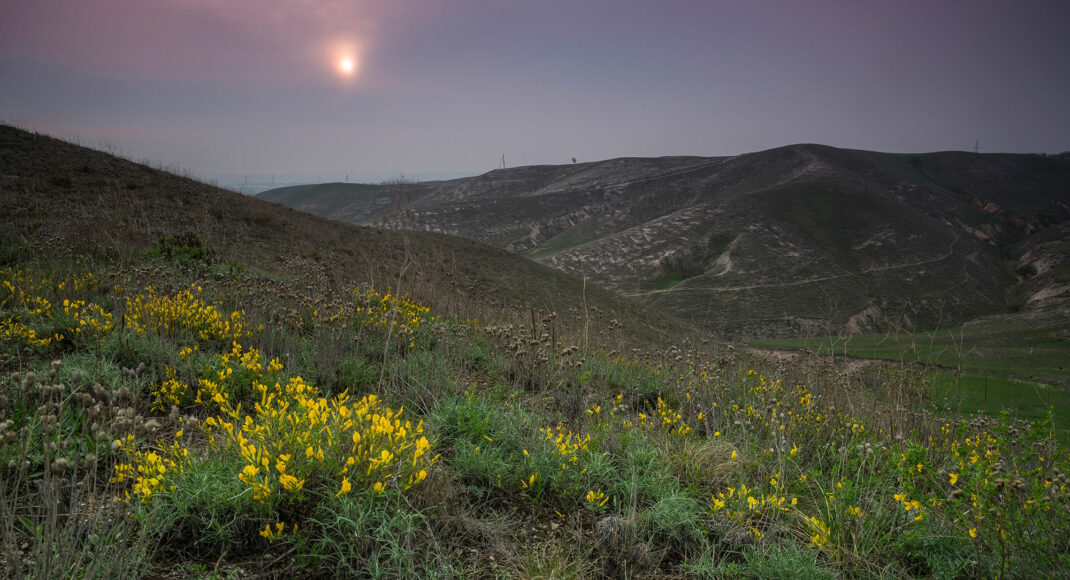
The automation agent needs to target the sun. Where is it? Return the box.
[326,40,363,82]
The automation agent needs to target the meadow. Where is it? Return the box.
[2,249,1068,579]
[2,125,1068,578]
[752,318,1070,441]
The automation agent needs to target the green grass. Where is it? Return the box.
[754,319,1070,443]
[525,231,595,258]
[648,272,687,290]
[927,371,1070,441]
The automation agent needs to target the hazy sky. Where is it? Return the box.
[2,0,1068,181]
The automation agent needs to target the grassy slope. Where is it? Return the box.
[0,125,684,345]
[752,311,1070,437]
[3,126,1070,579]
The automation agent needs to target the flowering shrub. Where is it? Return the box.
[149,342,273,411]
[0,268,113,351]
[56,298,114,344]
[112,433,191,503]
[0,319,55,349]
[302,286,434,350]
[207,386,434,503]
[637,397,692,437]
[124,286,245,342]
[188,347,436,505]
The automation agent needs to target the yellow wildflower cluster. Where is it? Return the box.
[60,298,115,341]
[124,286,245,342]
[637,397,692,437]
[1,268,101,311]
[111,434,190,503]
[259,521,298,541]
[149,342,276,410]
[710,480,796,521]
[806,515,830,548]
[200,351,434,504]
[543,424,590,469]
[346,287,434,349]
[893,492,926,522]
[0,319,55,349]
[585,488,609,510]
[1,267,113,349]
[298,286,433,349]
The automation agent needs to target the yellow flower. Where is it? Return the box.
[730,450,737,461]
[969,527,978,538]
[279,473,304,493]
[949,473,958,485]
[336,476,352,497]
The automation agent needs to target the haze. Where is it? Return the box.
[2,0,1068,185]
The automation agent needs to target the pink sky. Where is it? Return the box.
[2,0,1068,182]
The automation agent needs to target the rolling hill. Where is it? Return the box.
[261,145,1070,338]
[0,124,684,343]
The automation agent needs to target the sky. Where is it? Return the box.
[2,0,1069,185]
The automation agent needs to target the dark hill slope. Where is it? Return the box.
[261,145,1070,338]
[0,125,685,342]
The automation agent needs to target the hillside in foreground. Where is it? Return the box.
[3,125,1069,578]
[262,146,1070,339]
[0,125,685,345]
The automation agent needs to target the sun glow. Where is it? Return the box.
[326,39,363,84]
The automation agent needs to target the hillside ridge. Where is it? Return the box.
[261,144,1070,338]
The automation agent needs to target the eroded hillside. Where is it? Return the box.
[261,145,1070,338]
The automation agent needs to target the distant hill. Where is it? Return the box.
[0,124,684,343]
[260,145,1070,338]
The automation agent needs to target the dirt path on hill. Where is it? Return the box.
[623,232,960,298]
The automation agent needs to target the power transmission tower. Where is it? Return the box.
[973,140,980,154]
[499,154,506,169]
